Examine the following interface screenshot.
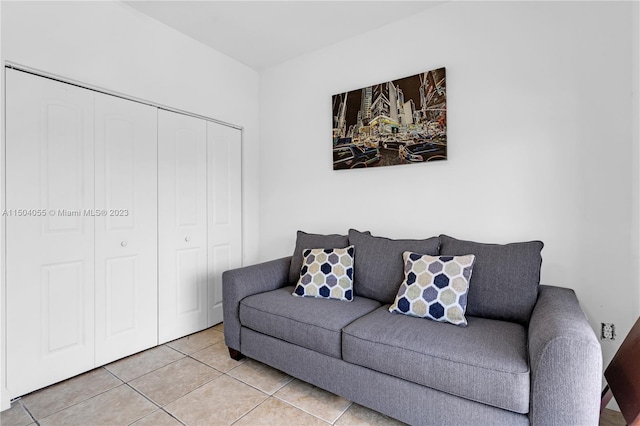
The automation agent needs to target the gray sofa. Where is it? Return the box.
[222,230,602,425]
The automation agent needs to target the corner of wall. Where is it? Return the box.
[0,0,9,412]
[609,2,640,413]
[634,0,640,318]
[632,0,640,321]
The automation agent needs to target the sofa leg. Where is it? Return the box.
[228,348,244,361]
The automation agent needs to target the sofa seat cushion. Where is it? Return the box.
[342,306,530,414]
[239,286,381,359]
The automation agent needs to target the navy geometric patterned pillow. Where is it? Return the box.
[292,246,354,302]
[389,252,475,326]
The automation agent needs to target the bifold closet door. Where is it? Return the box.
[158,109,208,343]
[94,94,158,365]
[207,122,242,325]
[6,69,95,397]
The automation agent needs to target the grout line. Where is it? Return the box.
[222,355,249,374]
[271,393,336,425]
[159,407,188,426]
[126,355,191,386]
[162,342,192,356]
[122,383,189,426]
[101,366,126,385]
[20,369,123,422]
[332,401,354,425]
[16,398,38,425]
[186,353,225,375]
[28,386,119,423]
[222,364,293,396]
[105,346,187,384]
[147,369,226,409]
[228,396,271,426]
[165,338,222,357]
[162,326,224,354]
[223,374,279,396]
[121,395,186,426]
[124,382,161,410]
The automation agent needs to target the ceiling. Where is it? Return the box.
[124,1,445,71]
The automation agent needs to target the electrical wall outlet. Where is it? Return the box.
[601,323,616,340]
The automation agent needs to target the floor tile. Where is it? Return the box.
[274,379,352,424]
[164,375,267,426]
[106,345,185,382]
[335,403,406,425]
[227,359,293,395]
[38,384,156,426]
[234,397,328,426]
[600,408,626,426]
[190,341,246,373]
[129,357,220,406]
[213,322,224,333]
[0,400,34,426]
[130,409,183,426]
[21,368,122,419]
[166,327,224,355]
[4,325,411,426]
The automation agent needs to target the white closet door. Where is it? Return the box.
[207,122,242,326]
[158,110,208,343]
[94,94,158,365]
[6,69,95,397]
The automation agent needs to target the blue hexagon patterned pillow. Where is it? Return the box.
[293,246,354,302]
[389,252,476,326]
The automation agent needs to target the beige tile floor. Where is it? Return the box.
[2,324,405,426]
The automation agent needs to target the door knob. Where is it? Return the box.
[185,236,191,242]
[121,241,128,247]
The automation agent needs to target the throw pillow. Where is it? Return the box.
[348,229,440,304]
[439,235,544,324]
[293,246,355,301]
[389,252,476,326]
[288,231,350,284]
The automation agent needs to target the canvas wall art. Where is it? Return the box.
[332,67,446,170]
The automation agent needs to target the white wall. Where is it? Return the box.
[259,0,639,380]
[0,0,260,409]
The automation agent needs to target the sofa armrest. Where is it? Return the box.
[528,285,602,425]
[222,256,292,351]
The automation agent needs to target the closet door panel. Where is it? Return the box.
[158,110,208,343]
[5,69,95,397]
[94,94,158,365]
[207,122,242,326]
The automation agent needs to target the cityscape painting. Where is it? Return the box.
[332,67,446,170]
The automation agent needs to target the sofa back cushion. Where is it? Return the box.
[348,229,440,304]
[289,231,349,284]
[439,234,543,324]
